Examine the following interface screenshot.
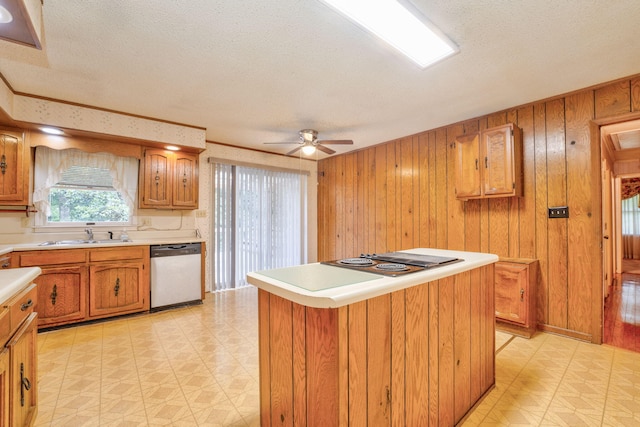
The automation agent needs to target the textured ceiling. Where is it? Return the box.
[1,0,639,157]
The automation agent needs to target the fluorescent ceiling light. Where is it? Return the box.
[0,5,12,24]
[320,0,457,68]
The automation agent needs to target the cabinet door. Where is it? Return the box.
[0,349,8,427]
[140,149,172,208]
[8,313,37,427]
[495,262,529,325]
[482,125,515,196]
[90,262,147,317]
[0,129,28,205]
[36,266,88,327]
[455,133,482,199]
[172,152,199,209]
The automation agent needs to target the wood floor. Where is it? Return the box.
[603,259,640,352]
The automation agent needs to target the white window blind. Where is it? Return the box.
[213,162,307,291]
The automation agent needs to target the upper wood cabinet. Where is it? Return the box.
[0,129,30,205]
[139,148,199,209]
[455,123,523,200]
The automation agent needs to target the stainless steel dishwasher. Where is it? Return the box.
[150,243,202,309]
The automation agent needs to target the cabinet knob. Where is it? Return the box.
[51,284,58,306]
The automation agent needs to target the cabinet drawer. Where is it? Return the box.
[16,249,87,267]
[0,307,9,345]
[90,246,147,262]
[9,283,37,332]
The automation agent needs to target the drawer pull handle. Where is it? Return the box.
[0,154,6,175]
[114,278,120,297]
[20,299,33,311]
[51,284,58,306]
[20,363,31,407]
[520,288,525,302]
[1,261,9,269]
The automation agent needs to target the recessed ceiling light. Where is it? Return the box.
[320,0,458,68]
[166,145,180,151]
[40,127,64,135]
[0,5,13,24]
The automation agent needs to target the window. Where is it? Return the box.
[33,147,139,227]
[213,162,307,291]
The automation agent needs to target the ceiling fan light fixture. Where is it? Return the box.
[301,144,317,155]
[0,5,13,24]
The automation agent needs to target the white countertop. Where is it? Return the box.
[247,248,498,308]
[0,238,205,255]
[0,267,41,306]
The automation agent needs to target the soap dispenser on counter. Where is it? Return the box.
[120,230,130,242]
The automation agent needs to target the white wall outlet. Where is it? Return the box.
[195,210,207,218]
[21,217,31,228]
[140,218,151,226]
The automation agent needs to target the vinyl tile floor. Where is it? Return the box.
[34,286,640,426]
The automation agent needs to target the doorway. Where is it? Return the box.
[601,118,640,351]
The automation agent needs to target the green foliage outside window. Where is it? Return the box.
[48,187,129,223]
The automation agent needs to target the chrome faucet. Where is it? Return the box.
[85,228,94,241]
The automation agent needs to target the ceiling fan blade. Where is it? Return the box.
[316,145,336,155]
[264,141,300,145]
[286,146,303,156]
[316,139,353,145]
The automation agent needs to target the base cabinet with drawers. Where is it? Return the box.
[11,246,150,329]
[1,269,40,427]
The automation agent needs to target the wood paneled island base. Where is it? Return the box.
[255,262,495,426]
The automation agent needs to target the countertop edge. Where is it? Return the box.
[0,267,42,306]
[247,249,499,308]
[1,238,205,253]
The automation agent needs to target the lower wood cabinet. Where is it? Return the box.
[36,266,87,327]
[90,262,146,317]
[495,258,538,337]
[1,274,39,427]
[11,246,150,328]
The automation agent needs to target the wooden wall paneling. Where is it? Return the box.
[468,267,483,403]
[348,301,368,426]
[412,135,421,248]
[400,137,415,250]
[435,129,448,249]
[269,294,294,426]
[589,120,604,344]
[386,142,398,252]
[367,294,392,426]
[507,109,520,258]
[479,119,490,254]
[258,290,271,427]
[325,158,337,261]
[428,132,438,247]
[306,306,339,427]
[534,102,549,325]
[486,113,510,257]
[448,124,466,250]
[438,275,455,425]
[565,91,596,335]
[394,141,403,250]
[375,145,388,253]
[545,98,569,328]
[316,162,326,261]
[335,155,346,260]
[367,148,377,253]
[405,285,429,425]
[293,303,307,426]
[517,105,536,258]
[632,77,640,112]
[428,280,440,426]
[356,151,366,255]
[337,306,349,426]
[595,80,631,119]
[344,153,355,258]
[418,133,431,247]
[390,290,406,426]
[453,271,471,423]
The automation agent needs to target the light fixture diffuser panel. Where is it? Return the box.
[320,0,457,68]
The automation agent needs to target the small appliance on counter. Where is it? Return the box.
[321,252,462,277]
[150,242,202,309]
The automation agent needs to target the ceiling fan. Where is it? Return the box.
[264,129,353,156]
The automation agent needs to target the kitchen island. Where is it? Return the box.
[247,248,498,427]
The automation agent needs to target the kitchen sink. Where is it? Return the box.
[38,239,127,246]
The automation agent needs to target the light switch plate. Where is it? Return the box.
[548,206,569,218]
